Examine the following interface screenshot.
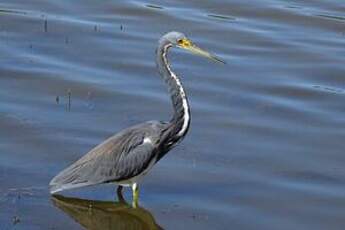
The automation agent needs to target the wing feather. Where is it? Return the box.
[50,121,166,194]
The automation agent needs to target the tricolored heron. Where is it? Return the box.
[49,31,224,206]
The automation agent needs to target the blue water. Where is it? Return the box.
[0,1,345,229]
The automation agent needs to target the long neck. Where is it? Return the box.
[156,40,191,144]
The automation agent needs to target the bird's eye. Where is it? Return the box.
[177,39,183,45]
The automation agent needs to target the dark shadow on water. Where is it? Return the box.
[51,194,163,230]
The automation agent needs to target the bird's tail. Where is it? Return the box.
[49,164,97,194]
[49,180,97,194]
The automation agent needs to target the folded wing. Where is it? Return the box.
[49,121,166,194]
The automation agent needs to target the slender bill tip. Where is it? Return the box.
[178,39,226,65]
[210,54,226,64]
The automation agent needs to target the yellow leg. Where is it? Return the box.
[132,183,139,208]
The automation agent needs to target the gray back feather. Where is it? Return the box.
[50,121,168,193]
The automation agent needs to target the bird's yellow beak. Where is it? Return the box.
[177,38,225,64]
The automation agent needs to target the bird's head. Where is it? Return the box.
[163,31,225,64]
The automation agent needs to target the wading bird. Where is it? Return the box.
[49,31,224,206]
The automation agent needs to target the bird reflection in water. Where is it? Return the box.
[51,187,163,230]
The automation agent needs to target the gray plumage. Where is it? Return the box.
[50,32,191,194]
[50,121,170,193]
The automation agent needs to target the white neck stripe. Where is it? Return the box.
[162,45,190,138]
